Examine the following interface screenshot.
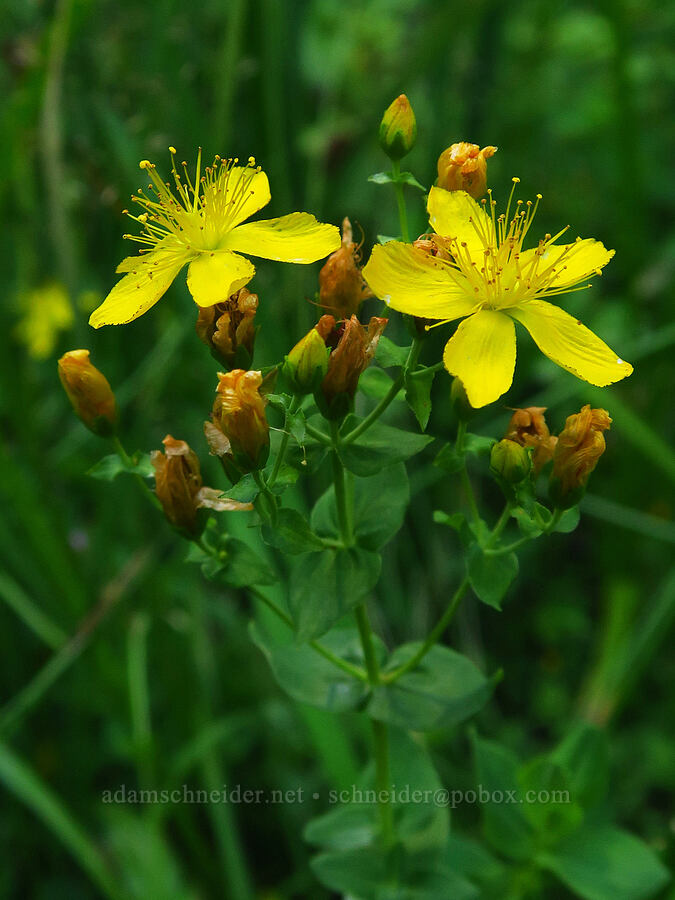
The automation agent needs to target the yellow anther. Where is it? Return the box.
[139,160,152,169]
[169,146,176,154]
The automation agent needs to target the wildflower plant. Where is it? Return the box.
[59,97,669,900]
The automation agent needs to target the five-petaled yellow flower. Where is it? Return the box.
[363,182,633,407]
[90,150,341,328]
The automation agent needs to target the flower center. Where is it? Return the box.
[435,179,596,312]
[123,150,262,255]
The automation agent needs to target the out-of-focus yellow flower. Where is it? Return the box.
[15,283,73,359]
[152,435,252,537]
[436,142,497,199]
[57,349,118,436]
[90,151,341,328]
[363,182,633,407]
[211,370,270,472]
[319,218,374,319]
[378,94,417,160]
[505,406,557,474]
[311,314,387,418]
[549,405,611,508]
[195,287,258,369]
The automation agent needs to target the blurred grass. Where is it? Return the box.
[0,0,674,896]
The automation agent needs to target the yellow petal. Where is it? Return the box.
[223,212,340,263]
[89,249,189,328]
[518,239,614,290]
[186,251,256,308]
[427,187,491,262]
[442,310,516,408]
[363,241,477,320]
[218,167,271,230]
[509,299,633,386]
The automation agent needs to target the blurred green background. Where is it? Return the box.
[1,0,674,897]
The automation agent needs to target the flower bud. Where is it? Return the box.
[378,94,417,161]
[57,349,118,437]
[195,287,258,369]
[152,435,252,537]
[317,314,387,420]
[211,370,270,472]
[490,439,532,484]
[318,218,374,320]
[505,406,557,475]
[450,377,476,422]
[283,326,330,395]
[549,405,611,509]
[436,142,497,199]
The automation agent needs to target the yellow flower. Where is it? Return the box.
[15,282,74,359]
[363,182,633,407]
[90,151,341,328]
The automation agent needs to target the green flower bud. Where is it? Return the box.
[283,326,330,395]
[378,94,417,161]
[490,439,532,484]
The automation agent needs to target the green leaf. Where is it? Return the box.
[434,443,464,474]
[549,722,609,810]
[266,464,299,493]
[312,463,410,551]
[511,504,547,538]
[375,335,411,368]
[308,730,451,897]
[249,620,375,712]
[224,474,259,502]
[289,548,381,641]
[287,408,306,445]
[539,823,670,900]
[517,757,583,842]
[463,434,496,457]
[472,734,535,862]
[368,171,394,185]
[398,171,427,191]
[370,644,495,732]
[87,452,154,481]
[358,366,400,400]
[338,416,434,476]
[555,506,581,533]
[467,544,519,610]
[368,170,426,191]
[261,508,325,554]
[216,538,277,588]
[433,510,466,531]
[405,367,435,431]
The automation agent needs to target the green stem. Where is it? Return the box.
[391,159,410,242]
[330,422,353,545]
[343,335,424,444]
[354,604,394,845]
[305,421,331,445]
[456,422,481,525]
[484,509,561,556]
[251,589,368,682]
[268,395,300,487]
[331,423,394,843]
[113,435,161,509]
[383,576,470,684]
[487,503,512,548]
